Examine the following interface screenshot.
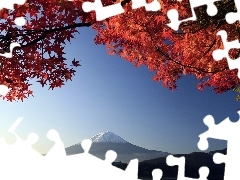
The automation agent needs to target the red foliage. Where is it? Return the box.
[93,0,239,93]
[0,0,239,101]
[0,0,91,101]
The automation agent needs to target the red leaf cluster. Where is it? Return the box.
[93,0,240,93]
[0,0,239,101]
[0,0,93,101]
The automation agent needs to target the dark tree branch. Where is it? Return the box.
[0,0,234,74]
[18,22,92,48]
[143,21,229,74]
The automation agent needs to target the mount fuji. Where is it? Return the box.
[89,131,128,143]
[65,131,169,163]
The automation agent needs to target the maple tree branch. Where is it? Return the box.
[0,21,93,50]
[109,13,214,74]
[199,39,217,61]
[187,39,217,67]
[0,0,231,74]
[155,45,229,74]
[0,0,136,50]
[0,0,233,49]
[144,25,228,74]
[19,22,92,48]
[0,0,145,51]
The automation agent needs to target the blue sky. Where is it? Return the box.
[0,27,239,155]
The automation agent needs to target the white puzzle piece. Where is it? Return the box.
[212,30,240,78]
[0,118,164,180]
[82,0,162,21]
[167,0,221,31]
[0,0,26,10]
[166,155,209,180]
[198,112,240,180]
[0,0,28,97]
[82,0,125,21]
[226,0,240,24]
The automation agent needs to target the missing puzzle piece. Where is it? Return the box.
[0,0,26,10]
[0,84,9,96]
[167,0,220,31]
[212,30,240,78]
[82,0,162,21]
[152,169,163,180]
[226,0,240,24]
[0,42,21,58]
[67,139,140,180]
[198,112,240,179]
[45,129,66,157]
[166,155,209,180]
[82,0,124,21]
[131,0,161,11]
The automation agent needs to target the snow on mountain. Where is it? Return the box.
[89,131,128,143]
[66,131,169,162]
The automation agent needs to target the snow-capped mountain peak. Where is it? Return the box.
[89,131,128,143]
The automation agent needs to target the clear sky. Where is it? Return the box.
[0,27,239,155]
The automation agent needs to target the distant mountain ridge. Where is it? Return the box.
[136,148,226,179]
[112,148,226,180]
[65,131,169,163]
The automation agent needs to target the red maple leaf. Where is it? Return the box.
[0,0,238,101]
[71,58,81,67]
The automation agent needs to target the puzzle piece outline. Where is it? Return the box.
[0,118,164,180]
[198,111,240,180]
[225,0,240,24]
[1,1,240,180]
[212,30,240,78]
[0,0,26,10]
[166,155,209,180]
[166,0,221,31]
[82,0,162,21]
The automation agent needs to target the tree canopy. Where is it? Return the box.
[0,0,239,101]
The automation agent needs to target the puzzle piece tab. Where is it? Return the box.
[166,155,209,180]
[0,119,143,180]
[167,0,221,31]
[226,0,240,24]
[131,0,161,11]
[82,0,124,21]
[152,169,163,180]
[212,30,240,78]
[0,0,26,60]
[0,0,26,10]
[68,138,140,180]
[0,85,9,96]
[0,42,21,58]
[198,111,240,180]
[45,129,66,157]
[82,0,162,21]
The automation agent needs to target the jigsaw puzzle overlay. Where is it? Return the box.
[198,113,240,180]
[0,0,240,180]
[166,155,209,180]
[82,0,240,79]
[0,118,148,180]
[0,112,239,180]
[0,1,26,58]
[82,0,162,21]
[0,1,161,180]
[166,0,221,31]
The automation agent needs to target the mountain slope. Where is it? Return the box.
[65,131,169,163]
[90,131,128,143]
